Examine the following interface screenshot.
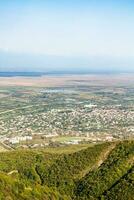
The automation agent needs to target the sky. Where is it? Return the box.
[0,0,134,72]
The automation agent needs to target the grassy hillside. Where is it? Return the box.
[75,141,134,200]
[104,166,134,200]
[0,141,133,200]
[0,172,68,200]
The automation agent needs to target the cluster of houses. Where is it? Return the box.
[8,136,32,144]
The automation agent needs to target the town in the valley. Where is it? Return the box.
[0,74,133,150]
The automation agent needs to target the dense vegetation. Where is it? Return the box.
[0,141,134,199]
[75,141,134,199]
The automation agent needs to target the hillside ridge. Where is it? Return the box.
[0,140,133,200]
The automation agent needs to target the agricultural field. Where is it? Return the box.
[0,74,134,150]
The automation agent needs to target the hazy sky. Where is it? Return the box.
[0,0,134,72]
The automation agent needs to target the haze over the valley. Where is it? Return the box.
[0,0,134,73]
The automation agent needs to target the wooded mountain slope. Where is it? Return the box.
[0,140,133,200]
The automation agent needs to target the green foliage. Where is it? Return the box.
[103,166,134,200]
[35,142,111,195]
[0,141,134,199]
[75,140,134,199]
[0,173,67,200]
